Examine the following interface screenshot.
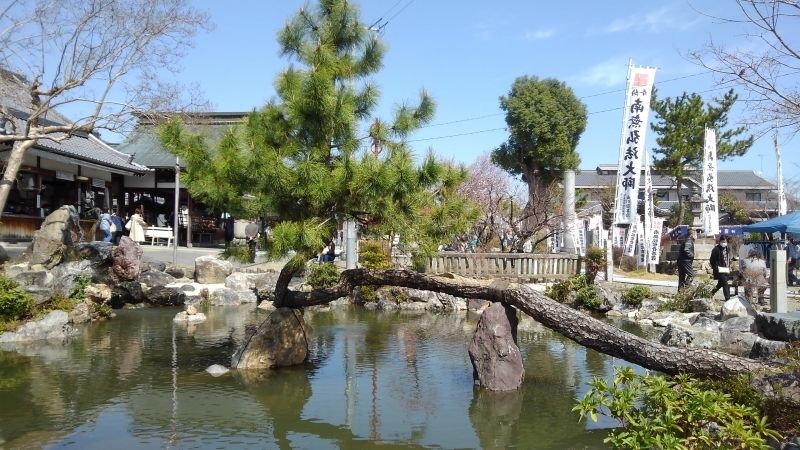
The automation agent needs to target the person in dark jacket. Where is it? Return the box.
[677,229,696,290]
[710,236,732,300]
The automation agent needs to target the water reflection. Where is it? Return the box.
[0,306,628,449]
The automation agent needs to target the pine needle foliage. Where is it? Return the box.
[160,0,477,262]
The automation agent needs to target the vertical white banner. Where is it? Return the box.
[575,219,586,256]
[643,149,654,261]
[701,128,720,236]
[613,225,626,248]
[776,130,787,216]
[637,220,647,266]
[623,222,638,256]
[614,66,657,225]
[589,214,603,248]
[648,218,664,264]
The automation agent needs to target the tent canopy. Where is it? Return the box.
[741,211,800,235]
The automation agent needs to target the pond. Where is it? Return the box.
[0,306,644,449]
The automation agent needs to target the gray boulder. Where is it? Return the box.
[209,287,255,306]
[720,316,756,334]
[28,206,81,268]
[0,310,76,343]
[254,272,280,300]
[68,301,93,324]
[720,295,757,321]
[143,261,167,273]
[690,315,721,332]
[595,285,622,310]
[205,364,229,377]
[468,298,491,313]
[660,323,720,349]
[110,281,145,308]
[690,297,718,313]
[635,298,664,320]
[750,337,788,359]
[139,270,176,288]
[649,311,691,328]
[11,270,54,289]
[468,302,524,391]
[65,241,114,267]
[111,237,142,281]
[719,331,759,356]
[146,286,186,306]
[755,312,800,342]
[51,260,95,294]
[233,307,311,369]
[165,265,188,279]
[195,256,232,284]
[225,272,257,291]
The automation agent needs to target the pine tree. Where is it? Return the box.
[160,0,477,304]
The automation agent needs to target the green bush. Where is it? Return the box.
[574,367,781,449]
[220,244,253,264]
[575,286,603,310]
[307,262,340,290]
[545,275,588,303]
[621,285,652,307]
[69,274,93,301]
[584,246,605,285]
[359,241,392,269]
[620,255,638,272]
[0,275,34,323]
[659,279,714,313]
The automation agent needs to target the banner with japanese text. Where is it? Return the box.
[647,218,664,264]
[575,219,587,256]
[643,149,654,260]
[588,214,603,248]
[623,222,638,256]
[701,127,720,236]
[613,225,626,248]
[637,220,647,266]
[549,230,561,253]
[614,66,657,225]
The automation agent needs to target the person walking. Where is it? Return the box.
[111,209,124,244]
[741,248,768,308]
[787,237,799,286]
[127,208,148,244]
[677,229,696,290]
[98,208,113,243]
[710,236,732,301]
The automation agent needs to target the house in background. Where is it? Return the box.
[115,112,247,246]
[575,164,783,224]
[0,69,149,242]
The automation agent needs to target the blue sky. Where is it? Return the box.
[164,0,797,183]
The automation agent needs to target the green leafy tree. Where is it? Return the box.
[650,89,754,225]
[719,192,751,225]
[491,76,587,239]
[161,0,477,304]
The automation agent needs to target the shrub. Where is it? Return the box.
[575,286,603,310]
[46,293,79,313]
[69,274,92,301]
[574,367,781,449]
[359,241,392,269]
[621,285,652,307]
[620,255,638,272]
[659,279,714,313]
[0,275,34,323]
[545,275,588,303]
[220,244,253,264]
[584,246,605,285]
[612,246,623,264]
[307,262,340,290]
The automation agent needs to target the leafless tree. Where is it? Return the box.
[689,0,800,131]
[0,0,211,218]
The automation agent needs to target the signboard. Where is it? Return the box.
[647,218,664,264]
[623,222,638,256]
[614,66,657,224]
[55,170,74,181]
[549,230,561,253]
[637,220,647,266]
[575,219,586,256]
[700,127,720,236]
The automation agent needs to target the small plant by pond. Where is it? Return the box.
[574,367,781,449]
[658,280,714,313]
[621,285,652,307]
[0,275,34,331]
[220,244,254,264]
[575,286,602,310]
[307,262,340,290]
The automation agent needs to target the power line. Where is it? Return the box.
[368,0,415,34]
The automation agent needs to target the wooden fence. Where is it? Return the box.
[418,252,582,281]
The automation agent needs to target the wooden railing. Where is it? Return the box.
[421,252,581,280]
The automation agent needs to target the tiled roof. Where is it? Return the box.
[576,166,776,190]
[116,113,247,168]
[0,69,148,175]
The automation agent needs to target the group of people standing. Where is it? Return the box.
[96,207,147,244]
[677,229,797,308]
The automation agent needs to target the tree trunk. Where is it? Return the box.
[280,268,776,378]
[0,139,37,219]
[274,257,305,308]
[676,174,686,226]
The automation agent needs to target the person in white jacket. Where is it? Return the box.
[127,208,148,243]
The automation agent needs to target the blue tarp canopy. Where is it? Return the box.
[741,211,800,235]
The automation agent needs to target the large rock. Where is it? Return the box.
[110,281,145,308]
[111,237,142,281]
[11,270,54,289]
[142,261,167,273]
[65,241,114,267]
[139,270,176,289]
[146,286,186,306]
[51,260,95,294]
[233,307,311,369]
[750,337,788,359]
[649,311,691,328]
[468,302,524,391]
[68,301,93,324]
[28,205,80,268]
[173,307,207,324]
[208,287,256,306]
[635,298,664,320]
[225,272,258,291]
[755,312,800,342]
[165,265,189,279]
[84,284,112,304]
[690,315,721,332]
[718,331,759,356]
[690,297,718,313]
[719,316,756,334]
[0,310,76,343]
[720,295,757,321]
[660,323,720,349]
[195,256,233,284]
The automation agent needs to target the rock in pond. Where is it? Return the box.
[468,302,524,392]
[0,310,76,343]
[147,286,186,307]
[111,237,143,281]
[28,205,81,268]
[233,307,311,370]
[195,256,233,284]
[660,323,720,349]
[205,364,229,377]
[139,270,176,288]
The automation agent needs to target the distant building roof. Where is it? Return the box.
[116,112,248,168]
[0,68,148,175]
[576,165,776,190]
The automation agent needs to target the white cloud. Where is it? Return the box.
[593,5,702,35]
[572,59,629,87]
[524,28,556,40]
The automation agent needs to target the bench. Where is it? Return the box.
[145,226,174,246]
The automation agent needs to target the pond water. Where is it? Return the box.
[0,306,644,449]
